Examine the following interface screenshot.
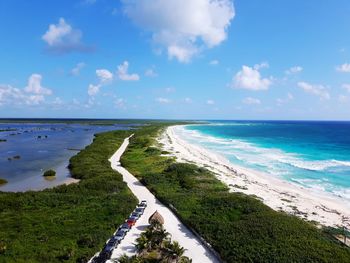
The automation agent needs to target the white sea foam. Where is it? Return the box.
[177,125,350,199]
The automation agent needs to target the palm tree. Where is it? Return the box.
[162,241,186,263]
[135,232,151,253]
[116,254,144,263]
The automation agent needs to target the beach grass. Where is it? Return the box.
[0,129,137,262]
[121,124,350,262]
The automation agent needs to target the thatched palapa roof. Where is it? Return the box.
[148,210,164,225]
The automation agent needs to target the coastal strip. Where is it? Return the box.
[109,134,220,263]
[159,125,350,229]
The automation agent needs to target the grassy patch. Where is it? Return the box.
[121,124,350,263]
[0,129,137,262]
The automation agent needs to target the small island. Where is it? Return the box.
[0,178,8,186]
[43,169,56,178]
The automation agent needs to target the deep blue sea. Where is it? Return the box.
[0,122,132,191]
[182,121,350,201]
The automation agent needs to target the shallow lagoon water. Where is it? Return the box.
[0,122,130,191]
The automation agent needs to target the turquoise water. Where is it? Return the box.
[181,121,350,201]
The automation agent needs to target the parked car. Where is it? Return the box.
[134,207,145,215]
[119,222,131,232]
[138,200,147,208]
[130,212,140,219]
[101,239,118,259]
[127,217,137,227]
[113,230,126,242]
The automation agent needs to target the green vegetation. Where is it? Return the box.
[0,128,17,132]
[43,169,56,177]
[0,179,8,186]
[0,129,137,262]
[119,222,191,263]
[121,124,350,263]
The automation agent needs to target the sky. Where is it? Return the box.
[1,0,350,120]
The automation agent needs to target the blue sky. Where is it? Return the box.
[1,0,350,120]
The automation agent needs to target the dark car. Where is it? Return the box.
[119,222,131,232]
[138,200,147,208]
[113,230,126,242]
[134,207,145,215]
[130,212,140,219]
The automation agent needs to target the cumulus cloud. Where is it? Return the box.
[96,69,113,83]
[42,18,91,54]
[336,63,350,73]
[156,97,170,104]
[209,60,219,66]
[297,82,330,100]
[24,74,52,95]
[242,97,261,105]
[88,84,101,96]
[206,99,215,105]
[145,68,158,77]
[233,64,272,91]
[117,61,140,81]
[123,0,235,62]
[71,62,85,76]
[0,74,52,106]
[285,66,303,75]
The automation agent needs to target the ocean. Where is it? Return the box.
[179,121,350,201]
[0,121,132,191]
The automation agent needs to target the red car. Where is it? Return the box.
[127,218,137,227]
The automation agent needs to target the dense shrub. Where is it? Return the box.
[0,129,137,262]
[43,169,56,177]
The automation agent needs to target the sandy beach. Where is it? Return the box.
[158,125,350,229]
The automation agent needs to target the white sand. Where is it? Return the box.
[158,125,350,229]
[108,135,220,263]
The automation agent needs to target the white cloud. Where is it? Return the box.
[117,61,140,81]
[338,95,349,103]
[242,97,261,105]
[233,65,272,91]
[0,74,52,106]
[209,60,219,66]
[24,74,52,95]
[336,63,350,73]
[254,62,269,70]
[145,68,158,77]
[42,18,89,54]
[297,82,330,100]
[342,84,350,92]
[123,0,235,62]
[52,97,64,105]
[184,97,192,103]
[88,84,101,96]
[114,98,126,109]
[71,62,85,76]
[285,66,303,75]
[156,97,170,104]
[276,92,294,106]
[206,99,215,105]
[96,69,113,83]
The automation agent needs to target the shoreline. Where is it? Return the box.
[159,125,350,229]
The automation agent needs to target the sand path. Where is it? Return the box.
[108,135,220,262]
